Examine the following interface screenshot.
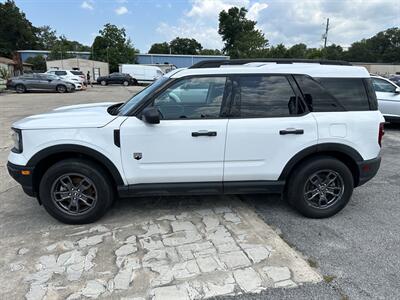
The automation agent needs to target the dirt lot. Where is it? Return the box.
[0,86,321,300]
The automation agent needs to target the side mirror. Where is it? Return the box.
[395,87,400,94]
[142,107,160,124]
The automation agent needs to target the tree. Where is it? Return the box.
[200,49,223,55]
[287,43,308,58]
[36,26,58,50]
[148,42,170,54]
[26,55,46,72]
[346,27,400,63]
[0,0,39,57]
[169,37,202,55]
[92,23,138,72]
[218,7,268,58]
[321,44,343,60]
[268,43,287,58]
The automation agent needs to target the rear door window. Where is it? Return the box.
[231,75,302,118]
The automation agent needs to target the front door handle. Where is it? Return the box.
[279,128,304,135]
[192,131,217,137]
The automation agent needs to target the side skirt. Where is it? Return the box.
[117,181,285,198]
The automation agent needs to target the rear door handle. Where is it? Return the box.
[192,131,217,137]
[279,128,304,135]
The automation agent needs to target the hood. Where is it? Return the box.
[13,102,118,130]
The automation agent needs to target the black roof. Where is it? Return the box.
[190,59,352,69]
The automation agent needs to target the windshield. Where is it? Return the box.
[118,76,170,115]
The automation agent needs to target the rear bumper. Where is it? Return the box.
[356,156,381,186]
[7,162,35,197]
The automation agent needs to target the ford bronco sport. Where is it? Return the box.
[8,59,384,224]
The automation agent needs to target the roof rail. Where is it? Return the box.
[190,58,352,68]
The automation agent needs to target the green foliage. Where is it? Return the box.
[0,0,39,57]
[0,66,10,80]
[36,25,58,50]
[148,42,170,54]
[25,55,46,72]
[91,23,138,72]
[346,27,400,62]
[200,49,223,55]
[218,7,268,58]
[170,37,203,55]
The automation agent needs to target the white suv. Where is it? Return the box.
[8,59,384,224]
[46,70,84,89]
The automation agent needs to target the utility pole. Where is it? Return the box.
[323,18,330,48]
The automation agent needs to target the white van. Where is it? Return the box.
[119,64,163,84]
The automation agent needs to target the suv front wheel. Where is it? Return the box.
[39,159,114,224]
[287,156,354,218]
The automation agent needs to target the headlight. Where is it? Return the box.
[11,128,23,153]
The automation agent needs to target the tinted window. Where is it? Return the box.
[232,75,299,118]
[70,71,83,75]
[55,71,67,76]
[372,78,396,93]
[317,78,370,111]
[294,75,344,112]
[153,77,227,119]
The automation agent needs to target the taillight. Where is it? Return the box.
[378,122,385,147]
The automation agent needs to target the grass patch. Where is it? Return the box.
[307,258,318,268]
[323,275,337,283]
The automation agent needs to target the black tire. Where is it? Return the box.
[39,159,114,224]
[15,84,26,93]
[56,85,67,93]
[100,80,107,86]
[122,80,129,86]
[286,156,354,218]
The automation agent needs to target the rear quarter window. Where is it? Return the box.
[294,75,373,112]
[317,78,370,111]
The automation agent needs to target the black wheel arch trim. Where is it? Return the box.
[279,143,364,182]
[27,144,124,185]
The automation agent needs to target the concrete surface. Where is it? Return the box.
[0,86,321,300]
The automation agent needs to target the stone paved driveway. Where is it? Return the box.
[1,195,321,300]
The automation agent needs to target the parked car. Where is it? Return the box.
[70,70,86,84]
[44,74,82,91]
[6,73,75,93]
[8,59,384,224]
[388,74,400,86]
[119,64,163,84]
[97,73,135,86]
[45,69,84,86]
[371,75,400,123]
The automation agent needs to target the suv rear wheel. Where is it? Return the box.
[39,159,114,224]
[287,156,354,218]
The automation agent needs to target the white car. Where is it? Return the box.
[8,59,384,224]
[46,69,84,90]
[371,75,400,122]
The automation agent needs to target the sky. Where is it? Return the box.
[11,0,400,53]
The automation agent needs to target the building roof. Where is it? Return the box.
[17,50,91,54]
[0,56,16,65]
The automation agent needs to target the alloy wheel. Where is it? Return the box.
[303,169,344,209]
[51,173,97,215]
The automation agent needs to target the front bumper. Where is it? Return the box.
[7,162,35,197]
[356,156,381,186]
